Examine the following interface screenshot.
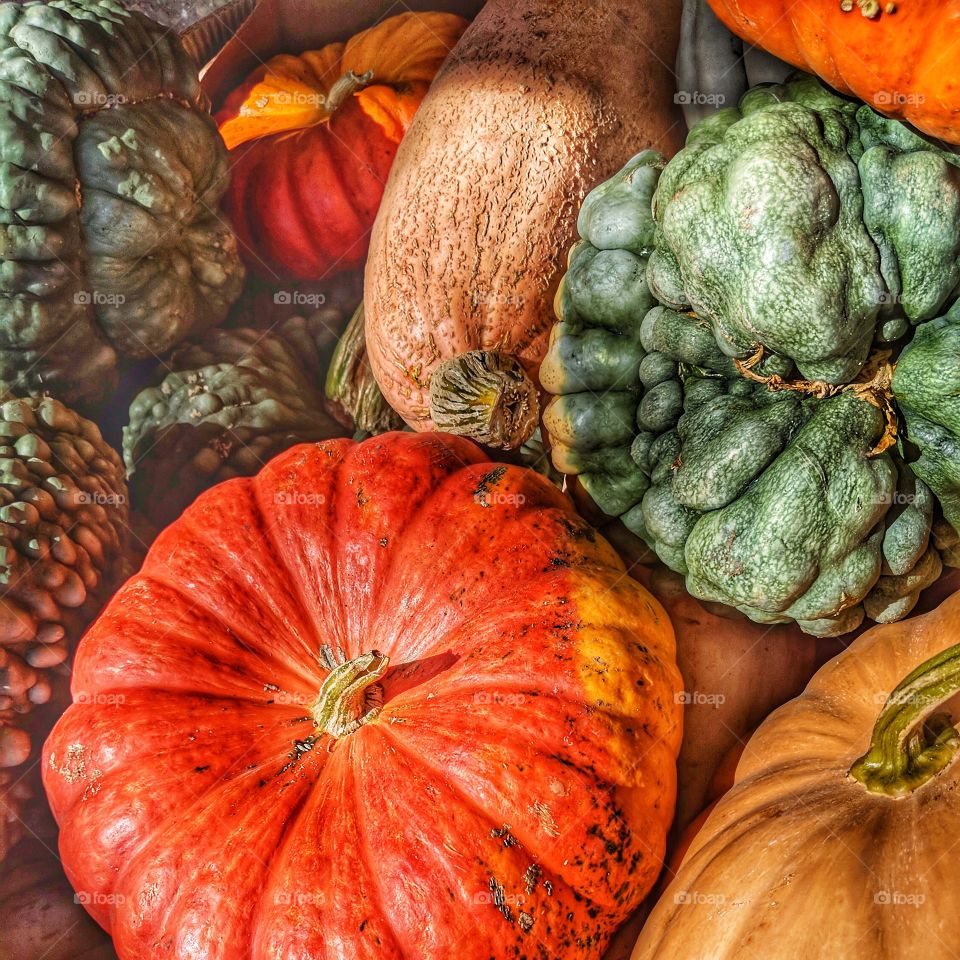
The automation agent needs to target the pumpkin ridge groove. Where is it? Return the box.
[377,718,526,835]
[251,465,341,663]
[376,717,612,912]
[121,758,317,947]
[350,447,493,658]
[94,752,307,933]
[356,455,579,662]
[339,739,407,958]
[366,721,586,949]
[136,559,322,689]
[141,491,327,686]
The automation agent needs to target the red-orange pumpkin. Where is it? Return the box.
[217,12,467,281]
[43,432,682,960]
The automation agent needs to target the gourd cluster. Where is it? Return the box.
[0,396,126,851]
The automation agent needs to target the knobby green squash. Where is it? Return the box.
[0,0,245,409]
[649,74,960,384]
[892,303,960,537]
[542,91,960,634]
[124,311,349,528]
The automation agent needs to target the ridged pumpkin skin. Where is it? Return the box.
[633,587,960,960]
[364,0,685,446]
[217,13,467,281]
[223,106,398,280]
[542,149,946,636]
[706,0,960,144]
[0,0,244,409]
[649,75,960,385]
[43,432,682,960]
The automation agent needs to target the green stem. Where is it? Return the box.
[312,646,389,738]
[429,350,539,450]
[324,69,375,115]
[849,643,960,796]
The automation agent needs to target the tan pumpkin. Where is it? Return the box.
[364,0,684,448]
[633,587,960,959]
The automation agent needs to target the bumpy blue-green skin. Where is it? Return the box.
[542,142,947,636]
[0,0,244,409]
[893,303,960,535]
[648,75,960,385]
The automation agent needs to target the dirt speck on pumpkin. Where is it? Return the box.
[473,466,507,507]
[49,743,104,800]
[518,910,535,933]
[488,876,513,923]
[523,863,542,894]
[490,823,519,847]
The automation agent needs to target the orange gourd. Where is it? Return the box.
[217,12,467,280]
[634,586,960,959]
[706,0,960,143]
[43,432,682,960]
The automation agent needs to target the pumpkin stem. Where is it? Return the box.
[849,643,960,796]
[325,69,375,115]
[429,350,539,450]
[312,645,389,738]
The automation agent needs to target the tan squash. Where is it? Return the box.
[633,587,960,960]
[364,0,684,448]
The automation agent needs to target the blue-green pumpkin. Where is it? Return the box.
[542,88,960,635]
[0,0,245,409]
[648,74,960,385]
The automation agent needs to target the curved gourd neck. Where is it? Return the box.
[850,643,960,797]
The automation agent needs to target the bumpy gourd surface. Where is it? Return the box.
[0,395,127,819]
[892,303,960,537]
[0,0,244,408]
[123,310,348,527]
[543,114,954,635]
[647,75,960,384]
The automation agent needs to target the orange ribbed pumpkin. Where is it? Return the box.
[217,12,467,280]
[43,432,682,960]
